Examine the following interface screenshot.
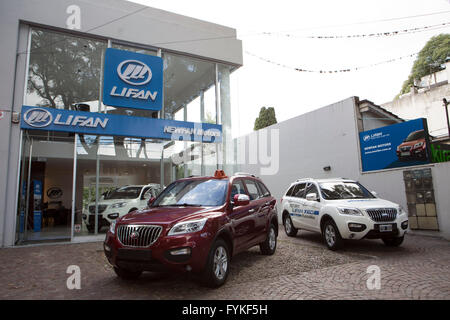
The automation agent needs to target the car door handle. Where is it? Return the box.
[248,209,256,213]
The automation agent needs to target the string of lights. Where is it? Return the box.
[17,9,450,54]
[245,51,418,73]
[260,22,450,39]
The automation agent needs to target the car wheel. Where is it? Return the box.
[113,266,142,280]
[382,236,404,247]
[202,239,230,288]
[260,223,277,255]
[283,214,298,237]
[322,220,343,250]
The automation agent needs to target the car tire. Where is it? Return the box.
[113,266,142,280]
[283,214,298,237]
[202,239,230,288]
[260,223,277,255]
[382,236,404,247]
[322,220,343,251]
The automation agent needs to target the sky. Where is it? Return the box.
[128,0,450,137]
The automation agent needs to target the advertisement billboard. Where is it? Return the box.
[359,118,431,172]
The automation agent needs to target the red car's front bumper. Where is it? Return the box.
[104,228,214,273]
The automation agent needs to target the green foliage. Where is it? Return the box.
[400,34,450,95]
[204,111,216,124]
[254,107,277,131]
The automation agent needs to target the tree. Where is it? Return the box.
[399,34,450,95]
[254,107,277,130]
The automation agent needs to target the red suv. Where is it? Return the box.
[104,171,278,287]
[396,129,427,161]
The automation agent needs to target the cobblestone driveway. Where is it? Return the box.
[0,230,449,299]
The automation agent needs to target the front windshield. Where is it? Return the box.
[104,186,142,200]
[404,130,425,142]
[152,179,228,207]
[319,182,375,200]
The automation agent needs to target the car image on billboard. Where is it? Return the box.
[396,129,427,161]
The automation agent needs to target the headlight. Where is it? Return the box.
[398,205,406,215]
[337,207,363,216]
[109,220,116,234]
[413,142,424,149]
[168,218,207,236]
[111,202,127,208]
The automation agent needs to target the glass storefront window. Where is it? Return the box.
[25,27,107,112]
[74,135,168,236]
[16,130,75,243]
[163,53,216,121]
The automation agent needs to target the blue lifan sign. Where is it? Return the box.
[20,106,222,143]
[103,48,163,111]
[359,118,431,172]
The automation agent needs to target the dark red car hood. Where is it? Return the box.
[118,206,219,226]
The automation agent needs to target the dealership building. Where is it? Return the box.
[1,1,449,249]
[0,0,242,247]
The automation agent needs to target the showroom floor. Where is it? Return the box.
[0,228,449,300]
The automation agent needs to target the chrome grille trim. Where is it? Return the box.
[117,225,162,248]
[366,208,397,222]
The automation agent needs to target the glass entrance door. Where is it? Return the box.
[17,130,74,243]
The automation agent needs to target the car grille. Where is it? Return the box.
[89,205,107,214]
[400,146,411,152]
[117,225,162,248]
[366,208,397,222]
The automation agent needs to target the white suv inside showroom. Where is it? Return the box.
[280,178,409,250]
[83,184,163,233]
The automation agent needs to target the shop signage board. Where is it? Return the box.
[359,118,431,172]
[33,180,42,232]
[20,106,222,143]
[103,48,163,111]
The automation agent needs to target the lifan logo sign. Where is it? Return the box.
[103,48,163,111]
[20,106,222,143]
[23,107,109,129]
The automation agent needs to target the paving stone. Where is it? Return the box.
[0,229,449,299]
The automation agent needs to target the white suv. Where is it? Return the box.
[83,184,163,233]
[280,178,409,250]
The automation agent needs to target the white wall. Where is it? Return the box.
[237,96,361,203]
[383,69,450,138]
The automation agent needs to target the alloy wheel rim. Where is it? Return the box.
[325,225,336,246]
[285,217,292,233]
[269,228,276,250]
[213,246,228,280]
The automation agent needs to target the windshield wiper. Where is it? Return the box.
[156,203,202,207]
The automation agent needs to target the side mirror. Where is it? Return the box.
[233,194,250,207]
[306,193,318,201]
[147,197,156,207]
[371,191,377,197]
